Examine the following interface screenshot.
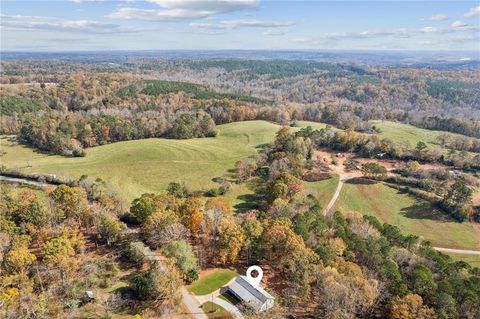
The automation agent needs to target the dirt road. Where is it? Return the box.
[433,247,480,255]
[323,178,344,215]
[316,153,480,255]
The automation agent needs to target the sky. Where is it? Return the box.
[1,0,479,51]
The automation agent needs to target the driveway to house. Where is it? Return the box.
[181,288,208,319]
[190,277,242,319]
[213,297,244,319]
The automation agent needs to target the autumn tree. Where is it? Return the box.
[242,218,263,264]
[7,189,50,230]
[5,246,36,273]
[314,261,379,318]
[235,159,257,182]
[98,214,126,246]
[389,294,436,319]
[130,193,157,223]
[261,225,317,281]
[130,261,182,304]
[205,197,233,216]
[187,207,203,237]
[49,184,89,224]
[142,209,179,248]
[163,240,199,283]
[217,219,245,264]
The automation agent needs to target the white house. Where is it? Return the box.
[226,275,274,313]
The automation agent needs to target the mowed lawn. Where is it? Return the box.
[187,269,237,295]
[0,121,280,204]
[333,182,480,250]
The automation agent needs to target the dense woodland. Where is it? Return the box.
[1,59,480,155]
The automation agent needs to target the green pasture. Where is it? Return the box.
[333,182,480,250]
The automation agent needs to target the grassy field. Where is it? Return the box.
[187,269,237,295]
[302,119,473,151]
[0,120,342,208]
[332,182,480,250]
[369,120,470,149]
[306,175,340,208]
[445,253,480,268]
[1,121,281,204]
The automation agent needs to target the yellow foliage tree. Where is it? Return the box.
[389,294,436,319]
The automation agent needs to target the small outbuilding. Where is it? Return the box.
[82,291,95,303]
[226,275,274,313]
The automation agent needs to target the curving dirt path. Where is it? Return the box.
[317,156,480,255]
[323,179,344,215]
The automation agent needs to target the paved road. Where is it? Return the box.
[181,288,208,319]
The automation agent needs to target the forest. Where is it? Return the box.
[1,58,480,156]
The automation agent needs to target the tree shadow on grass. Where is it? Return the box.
[233,178,266,212]
[345,177,377,185]
[234,193,261,212]
[399,202,454,222]
[223,168,238,181]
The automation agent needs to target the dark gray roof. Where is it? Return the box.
[227,276,274,311]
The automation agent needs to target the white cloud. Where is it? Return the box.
[190,19,295,30]
[464,5,480,18]
[451,20,468,28]
[148,0,259,12]
[426,14,448,21]
[0,14,149,34]
[263,29,287,36]
[109,8,210,20]
[110,0,259,21]
[221,19,295,28]
[421,26,439,33]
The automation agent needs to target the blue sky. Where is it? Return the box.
[1,0,479,51]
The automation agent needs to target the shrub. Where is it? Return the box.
[72,149,86,157]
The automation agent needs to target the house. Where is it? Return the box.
[226,275,274,313]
